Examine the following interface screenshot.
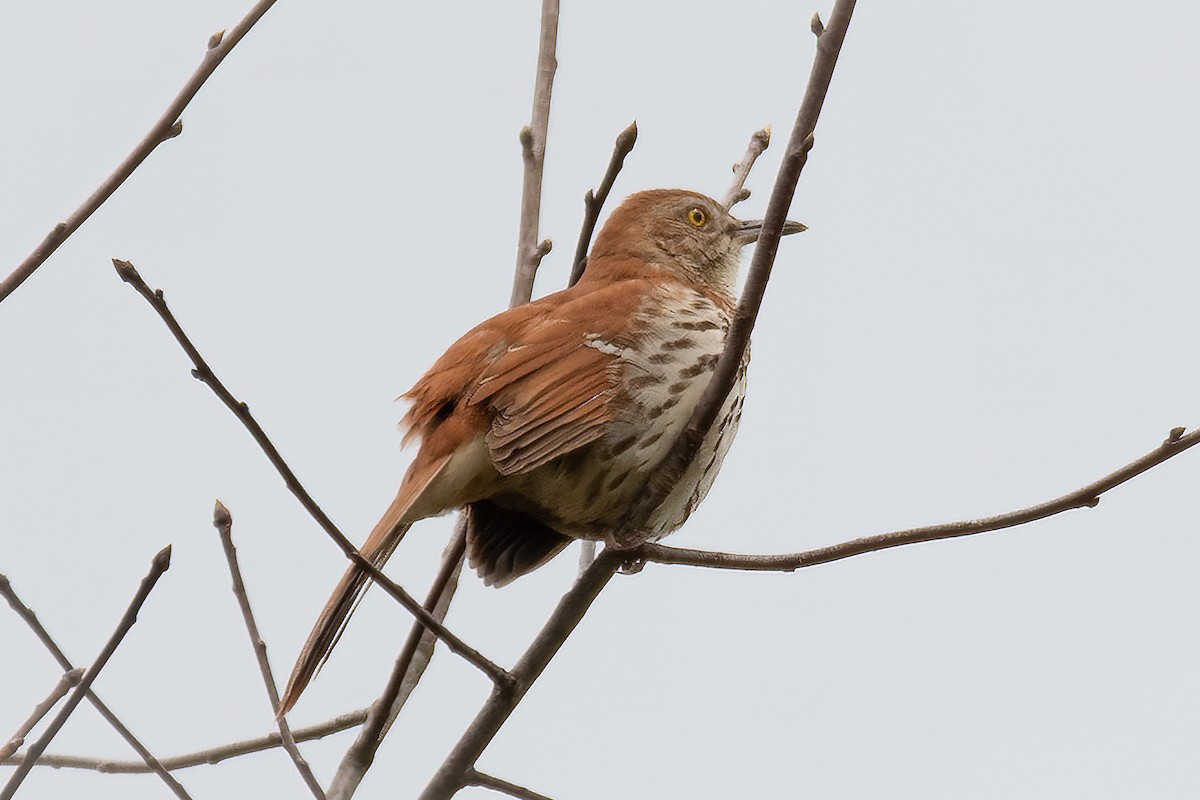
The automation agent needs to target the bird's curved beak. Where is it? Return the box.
[734,217,808,244]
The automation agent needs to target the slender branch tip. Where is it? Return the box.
[208,30,225,50]
[811,12,825,37]
[617,120,638,148]
[213,499,232,528]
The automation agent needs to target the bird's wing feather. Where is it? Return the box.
[402,282,649,477]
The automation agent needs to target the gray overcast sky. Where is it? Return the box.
[2,2,1198,798]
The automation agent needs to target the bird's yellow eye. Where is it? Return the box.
[686,208,706,227]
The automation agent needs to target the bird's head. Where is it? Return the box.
[589,189,806,296]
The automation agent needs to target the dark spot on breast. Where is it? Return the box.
[668,380,689,395]
[646,405,665,420]
[606,471,630,493]
[663,337,695,351]
[678,357,716,379]
[610,434,638,456]
[627,373,662,390]
[639,430,664,449]
[659,396,680,411]
[673,319,720,332]
[648,352,675,365]
[585,472,606,505]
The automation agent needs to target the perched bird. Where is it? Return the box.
[280,188,805,712]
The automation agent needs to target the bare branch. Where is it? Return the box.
[1,547,173,800]
[0,669,83,761]
[568,120,639,286]
[620,0,857,541]
[466,769,558,800]
[419,551,623,800]
[327,524,467,800]
[2,709,368,774]
[510,0,561,306]
[111,258,511,690]
[722,126,771,209]
[640,426,1200,571]
[0,573,191,797]
[0,0,280,304]
[212,501,326,799]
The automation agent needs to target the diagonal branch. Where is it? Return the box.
[0,669,83,761]
[621,1,856,539]
[509,0,561,307]
[640,426,1200,571]
[111,258,511,690]
[0,574,192,798]
[0,547,173,800]
[419,550,624,800]
[722,126,771,209]
[0,0,279,304]
[2,709,368,774]
[327,524,467,800]
[334,5,567,791]
[212,501,326,799]
[568,120,638,286]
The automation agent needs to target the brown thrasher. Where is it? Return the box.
[280,189,805,712]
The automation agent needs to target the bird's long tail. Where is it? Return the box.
[280,454,455,714]
[279,525,410,714]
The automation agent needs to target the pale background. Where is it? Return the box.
[2,2,1198,798]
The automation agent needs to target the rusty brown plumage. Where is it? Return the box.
[280,189,805,713]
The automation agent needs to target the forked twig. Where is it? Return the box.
[640,426,1200,570]
[0,574,191,797]
[1,547,173,800]
[111,257,510,690]
[0,669,83,761]
[510,0,561,306]
[2,709,368,774]
[722,126,771,209]
[568,120,638,286]
[212,501,326,799]
[0,0,280,304]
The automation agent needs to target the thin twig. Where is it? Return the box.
[568,120,638,286]
[1,547,173,800]
[111,257,511,690]
[419,551,623,800]
[722,126,771,209]
[621,0,856,540]
[640,425,1200,571]
[0,0,279,304]
[0,669,83,761]
[212,501,326,799]
[466,769,558,800]
[327,524,467,800]
[332,6,566,790]
[0,574,192,797]
[509,0,561,307]
[2,709,368,774]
